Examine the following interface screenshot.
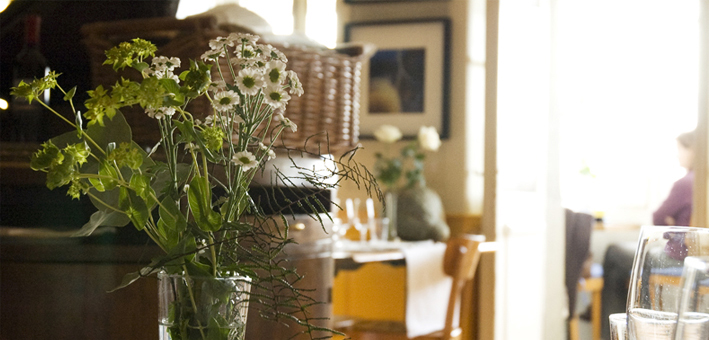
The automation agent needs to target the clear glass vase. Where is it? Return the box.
[158,272,251,340]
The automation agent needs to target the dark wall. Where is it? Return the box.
[0,0,178,240]
[0,0,179,108]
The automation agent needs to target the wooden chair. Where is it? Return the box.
[569,276,604,340]
[337,234,490,340]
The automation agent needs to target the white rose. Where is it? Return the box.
[418,126,441,151]
[373,125,403,143]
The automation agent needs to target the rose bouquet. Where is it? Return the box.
[11,33,378,339]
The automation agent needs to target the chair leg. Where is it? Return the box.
[591,287,602,340]
[569,317,579,340]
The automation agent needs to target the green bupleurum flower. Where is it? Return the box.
[108,142,143,170]
[201,126,226,151]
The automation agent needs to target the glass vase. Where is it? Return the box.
[158,272,251,340]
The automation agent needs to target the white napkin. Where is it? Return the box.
[402,241,455,338]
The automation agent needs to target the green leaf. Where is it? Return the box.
[187,176,221,232]
[71,209,131,237]
[63,86,77,101]
[90,160,119,192]
[184,261,212,278]
[157,197,187,250]
[51,109,132,157]
[129,173,155,204]
[118,187,150,230]
[173,119,197,144]
[108,265,160,292]
[133,61,149,73]
[165,235,197,265]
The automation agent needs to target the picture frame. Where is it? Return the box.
[345,18,451,139]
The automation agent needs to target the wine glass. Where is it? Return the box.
[674,256,709,340]
[610,313,628,340]
[626,226,709,340]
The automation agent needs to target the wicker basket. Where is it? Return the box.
[81,16,366,154]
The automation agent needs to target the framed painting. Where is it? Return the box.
[345,18,451,139]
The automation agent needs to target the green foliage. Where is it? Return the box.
[13,35,379,340]
[374,142,426,190]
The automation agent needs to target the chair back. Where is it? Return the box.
[441,234,486,340]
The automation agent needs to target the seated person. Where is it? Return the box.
[653,130,695,226]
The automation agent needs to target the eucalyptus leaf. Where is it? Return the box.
[118,187,150,230]
[157,196,187,250]
[185,261,212,278]
[108,264,160,292]
[71,209,130,237]
[187,176,221,232]
[133,61,149,73]
[129,173,155,204]
[89,160,119,192]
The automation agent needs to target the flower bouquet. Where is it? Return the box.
[373,124,441,190]
[372,124,448,241]
[12,33,378,339]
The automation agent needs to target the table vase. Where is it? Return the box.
[158,272,251,340]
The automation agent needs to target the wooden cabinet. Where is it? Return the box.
[0,241,162,340]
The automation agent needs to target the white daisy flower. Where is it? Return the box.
[147,56,181,81]
[201,49,224,61]
[145,107,176,119]
[264,60,287,85]
[232,151,258,171]
[203,115,216,126]
[263,84,291,109]
[286,70,303,96]
[236,68,265,96]
[209,79,227,93]
[258,143,276,161]
[212,90,240,112]
[228,33,259,46]
[235,44,257,60]
[152,56,180,70]
[282,117,297,133]
[209,36,233,51]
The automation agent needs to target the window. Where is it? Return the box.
[555,0,700,225]
[176,0,337,47]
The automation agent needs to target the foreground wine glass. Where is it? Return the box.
[673,257,709,340]
[626,226,709,340]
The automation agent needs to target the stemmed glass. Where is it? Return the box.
[673,256,709,340]
[626,226,709,340]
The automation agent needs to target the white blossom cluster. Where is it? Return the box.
[140,33,303,173]
[201,33,303,111]
[145,56,181,82]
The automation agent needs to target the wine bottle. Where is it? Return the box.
[9,14,50,142]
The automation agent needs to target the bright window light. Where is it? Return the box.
[176,0,218,19]
[240,0,293,36]
[176,1,337,47]
[306,0,337,48]
[555,0,700,225]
